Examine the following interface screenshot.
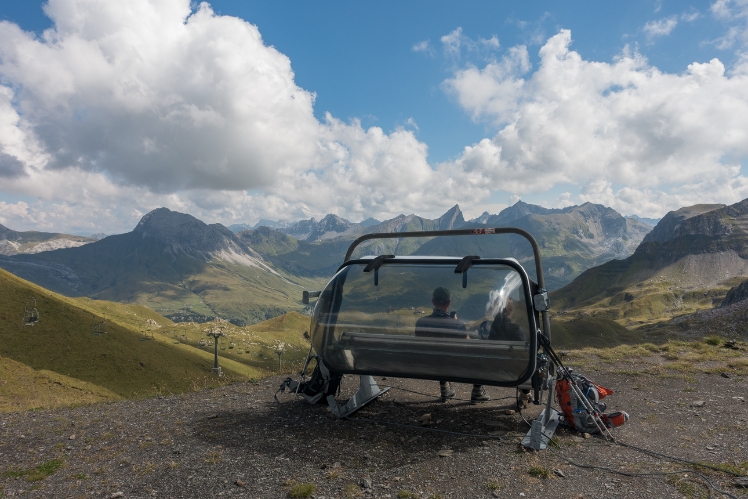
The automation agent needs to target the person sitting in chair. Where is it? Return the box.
[415,287,490,403]
[488,298,526,342]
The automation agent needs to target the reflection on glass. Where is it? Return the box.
[312,261,536,384]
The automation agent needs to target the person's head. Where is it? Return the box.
[502,298,514,318]
[431,287,451,311]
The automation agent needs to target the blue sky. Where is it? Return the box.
[1,0,747,234]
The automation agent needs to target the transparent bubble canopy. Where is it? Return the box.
[310,257,539,386]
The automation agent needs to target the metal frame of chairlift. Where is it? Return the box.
[139,327,154,341]
[22,297,40,326]
[303,227,560,451]
[91,314,108,336]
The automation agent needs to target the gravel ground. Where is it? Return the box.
[1,367,747,499]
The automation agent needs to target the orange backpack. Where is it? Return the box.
[555,371,628,433]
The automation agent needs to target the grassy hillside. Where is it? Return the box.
[0,357,121,412]
[0,268,264,411]
[0,233,327,325]
[155,312,313,372]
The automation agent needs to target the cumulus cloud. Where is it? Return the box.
[443,29,748,216]
[3,2,748,234]
[0,0,323,192]
[0,0,475,231]
[643,16,678,38]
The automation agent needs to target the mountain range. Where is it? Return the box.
[237,201,655,290]
[0,208,322,325]
[551,198,748,327]
[0,201,657,325]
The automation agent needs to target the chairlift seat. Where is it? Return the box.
[310,253,542,387]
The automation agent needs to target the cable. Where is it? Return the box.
[612,439,748,478]
[546,446,739,499]
[349,413,740,498]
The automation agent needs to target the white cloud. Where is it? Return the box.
[710,0,748,50]
[441,28,464,57]
[412,40,433,56]
[1,0,484,231]
[439,27,500,60]
[442,46,530,123]
[443,29,748,217]
[643,16,678,38]
[4,3,748,233]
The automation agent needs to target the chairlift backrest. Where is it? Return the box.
[309,228,551,388]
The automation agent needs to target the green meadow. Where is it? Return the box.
[0,268,312,412]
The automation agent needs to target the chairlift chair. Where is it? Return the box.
[91,314,108,336]
[302,228,558,450]
[22,297,40,326]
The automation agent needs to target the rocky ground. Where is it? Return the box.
[1,366,747,499]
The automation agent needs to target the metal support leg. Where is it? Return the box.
[522,375,560,451]
[327,375,390,418]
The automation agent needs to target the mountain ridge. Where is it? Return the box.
[551,197,748,325]
[0,223,95,256]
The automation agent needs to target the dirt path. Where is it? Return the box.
[1,368,746,498]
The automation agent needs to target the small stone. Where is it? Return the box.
[504,409,515,415]
[553,469,566,478]
[692,400,706,408]
[438,449,453,457]
[481,441,491,447]
[416,413,431,424]
[69,434,76,440]
[491,491,500,498]
[235,479,244,487]
[110,493,124,499]
[735,477,748,488]
[393,477,402,482]
[721,373,730,378]
[361,478,372,489]
[583,433,591,439]
[207,414,218,419]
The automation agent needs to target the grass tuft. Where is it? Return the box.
[288,483,316,498]
[528,465,551,479]
[343,483,363,498]
[3,459,64,482]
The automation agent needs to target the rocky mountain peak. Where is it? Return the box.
[134,207,247,260]
[642,203,727,244]
[437,205,464,230]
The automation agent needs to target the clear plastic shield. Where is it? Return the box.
[311,258,537,386]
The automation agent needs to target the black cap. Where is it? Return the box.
[432,287,451,305]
